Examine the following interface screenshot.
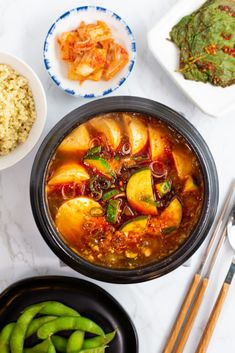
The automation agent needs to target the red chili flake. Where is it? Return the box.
[218,5,231,12]
[223,45,229,53]
[223,45,235,57]
[205,44,217,55]
[221,32,232,40]
[208,63,214,71]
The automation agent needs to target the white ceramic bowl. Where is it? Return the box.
[0,52,47,171]
[43,6,136,98]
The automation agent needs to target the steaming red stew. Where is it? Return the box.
[46,113,204,269]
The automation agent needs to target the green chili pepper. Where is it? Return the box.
[84,146,102,158]
[102,189,119,201]
[161,226,177,235]
[106,199,121,223]
[97,178,111,190]
[83,330,116,349]
[89,176,98,193]
[67,330,84,353]
[37,316,104,340]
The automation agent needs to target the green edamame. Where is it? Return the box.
[0,323,15,353]
[11,301,80,353]
[26,316,57,338]
[51,335,67,353]
[79,346,107,353]
[3,300,116,353]
[23,338,56,353]
[23,338,52,353]
[83,331,116,349]
[38,316,104,339]
[67,330,84,353]
[10,303,45,353]
[27,301,80,317]
[47,341,56,353]
[40,302,79,317]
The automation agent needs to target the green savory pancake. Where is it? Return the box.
[170,0,235,87]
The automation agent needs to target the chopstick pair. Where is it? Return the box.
[163,180,235,353]
[195,255,235,352]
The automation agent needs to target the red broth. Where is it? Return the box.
[46,113,204,269]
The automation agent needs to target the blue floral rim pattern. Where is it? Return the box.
[43,6,136,97]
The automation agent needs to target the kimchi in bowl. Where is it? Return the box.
[30,96,218,283]
[43,6,136,97]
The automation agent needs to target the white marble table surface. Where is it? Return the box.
[0,0,235,352]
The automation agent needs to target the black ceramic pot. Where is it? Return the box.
[30,96,219,283]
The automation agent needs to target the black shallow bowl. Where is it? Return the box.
[30,96,219,283]
[0,276,138,353]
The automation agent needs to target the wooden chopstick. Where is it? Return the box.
[162,273,201,353]
[162,180,235,353]
[195,258,235,353]
[174,228,227,353]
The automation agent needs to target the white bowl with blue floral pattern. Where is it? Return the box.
[43,6,136,98]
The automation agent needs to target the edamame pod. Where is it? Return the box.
[0,323,15,353]
[40,302,79,317]
[26,316,57,338]
[67,330,84,352]
[79,346,107,353]
[83,331,116,349]
[23,338,51,353]
[51,335,67,353]
[10,303,45,353]
[23,338,56,353]
[38,316,104,339]
[11,302,73,353]
[27,301,79,317]
[47,341,56,353]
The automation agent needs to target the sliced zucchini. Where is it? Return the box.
[84,156,116,179]
[89,116,121,150]
[172,148,193,179]
[126,168,157,215]
[123,114,148,155]
[120,216,148,233]
[148,125,169,160]
[183,176,199,193]
[160,198,183,231]
[58,125,90,153]
[55,197,103,242]
[48,163,90,186]
[106,199,121,224]
[155,180,171,198]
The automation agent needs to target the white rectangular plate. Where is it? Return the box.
[148,0,235,117]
